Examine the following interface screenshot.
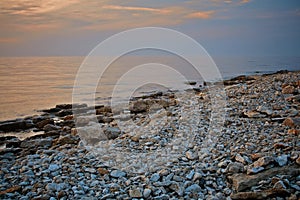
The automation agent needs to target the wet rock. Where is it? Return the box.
[0,185,21,195]
[169,182,183,196]
[0,120,28,132]
[20,138,53,149]
[274,143,289,149]
[235,154,246,164]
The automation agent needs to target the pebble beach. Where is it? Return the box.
[0,70,300,200]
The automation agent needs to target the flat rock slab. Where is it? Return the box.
[231,189,290,200]
[228,165,300,192]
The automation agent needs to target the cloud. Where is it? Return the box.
[0,37,19,43]
[185,11,215,19]
[102,5,171,14]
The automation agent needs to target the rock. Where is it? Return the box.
[169,182,184,196]
[225,162,244,174]
[110,170,126,178]
[276,155,288,166]
[96,106,112,114]
[235,154,246,164]
[282,85,295,94]
[43,124,60,132]
[104,127,121,140]
[55,135,78,145]
[253,156,274,168]
[283,117,300,127]
[150,173,160,182]
[48,164,60,172]
[97,167,109,175]
[0,185,21,195]
[186,150,198,160]
[243,110,266,118]
[0,120,28,132]
[185,184,201,194]
[287,129,300,136]
[231,189,289,200]
[296,156,300,165]
[228,165,300,192]
[85,168,96,174]
[36,119,54,129]
[143,188,151,198]
[273,180,286,190]
[273,143,289,149]
[186,170,195,180]
[129,101,148,113]
[247,167,264,175]
[20,138,53,149]
[129,188,143,198]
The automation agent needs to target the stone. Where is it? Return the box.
[169,182,184,196]
[150,173,160,182]
[104,127,121,140]
[228,165,300,192]
[273,143,289,149]
[129,188,143,198]
[129,101,149,113]
[273,180,286,190]
[243,110,266,118]
[0,120,27,132]
[296,156,300,165]
[43,124,60,132]
[283,117,300,127]
[49,164,60,172]
[235,154,246,164]
[55,135,77,145]
[0,185,21,195]
[287,129,300,136]
[253,156,274,168]
[36,118,54,129]
[282,85,295,94]
[97,167,109,175]
[185,184,201,194]
[276,155,288,166]
[110,170,126,178]
[143,188,151,198]
[225,162,244,174]
[186,150,198,160]
[231,189,289,200]
[247,167,264,175]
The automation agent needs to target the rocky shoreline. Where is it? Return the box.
[0,70,300,200]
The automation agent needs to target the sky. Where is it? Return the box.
[0,0,299,57]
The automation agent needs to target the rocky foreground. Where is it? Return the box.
[0,70,300,200]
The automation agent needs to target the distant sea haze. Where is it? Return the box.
[0,55,299,121]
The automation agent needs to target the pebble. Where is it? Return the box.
[110,170,126,178]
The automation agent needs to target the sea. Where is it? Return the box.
[0,55,299,121]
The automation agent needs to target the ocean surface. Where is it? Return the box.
[0,55,299,121]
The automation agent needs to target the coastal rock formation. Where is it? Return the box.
[0,70,299,199]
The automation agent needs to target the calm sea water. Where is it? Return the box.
[0,55,299,121]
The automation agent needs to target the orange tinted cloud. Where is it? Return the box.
[102,5,171,14]
[186,11,215,19]
[0,37,20,43]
